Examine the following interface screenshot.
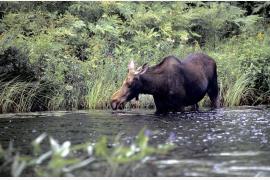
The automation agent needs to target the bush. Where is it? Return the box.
[208,34,270,106]
[0,2,269,112]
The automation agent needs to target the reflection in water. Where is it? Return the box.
[0,106,270,176]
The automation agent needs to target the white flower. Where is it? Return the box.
[33,133,47,145]
[49,137,60,152]
[49,137,71,157]
[87,145,93,156]
[126,144,138,157]
[60,141,71,157]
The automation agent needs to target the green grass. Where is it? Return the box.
[223,74,251,107]
[87,79,109,109]
[0,78,83,112]
[0,2,269,113]
[0,79,41,113]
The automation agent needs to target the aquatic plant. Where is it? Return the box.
[0,129,174,177]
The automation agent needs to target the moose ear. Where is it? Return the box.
[128,60,135,72]
[139,63,148,74]
[135,63,149,75]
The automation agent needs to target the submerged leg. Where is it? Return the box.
[153,96,169,115]
[191,103,199,111]
[171,106,184,114]
[176,106,185,113]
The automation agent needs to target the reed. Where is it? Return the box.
[0,79,40,113]
[223,74,250,107]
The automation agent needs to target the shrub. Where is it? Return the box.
[0,2,269,112]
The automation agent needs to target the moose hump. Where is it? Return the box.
[111,53,220,114]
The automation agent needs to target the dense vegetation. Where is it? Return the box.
[0,1,269,113]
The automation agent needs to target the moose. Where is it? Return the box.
[111,53,220,114]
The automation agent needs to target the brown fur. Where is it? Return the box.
[111,53,220,114]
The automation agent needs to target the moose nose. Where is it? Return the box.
[111,100,118,110]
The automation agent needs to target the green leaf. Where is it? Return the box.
[94,136,109,158]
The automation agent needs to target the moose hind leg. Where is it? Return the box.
[207,76,220,108]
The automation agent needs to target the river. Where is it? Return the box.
[0,106,270,176]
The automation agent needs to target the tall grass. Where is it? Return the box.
[0,78,86,113]
[86,62,122,109]
[87,79,115,109]
[1,35,268,113]
[223,74,251,107]
[0,79,41,113]
[46,87,65,111]
[0,2,269,113]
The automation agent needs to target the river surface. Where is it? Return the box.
[0,106,270,176]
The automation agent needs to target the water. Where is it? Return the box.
[0,106,270,176]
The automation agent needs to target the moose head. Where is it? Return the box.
[110,61,148,110]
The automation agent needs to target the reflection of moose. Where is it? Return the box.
[111,53,220,114]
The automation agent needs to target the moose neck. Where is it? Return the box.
[139,71,161,95]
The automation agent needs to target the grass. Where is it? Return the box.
[47,87,66,111]
[0,79,40,113]
[0,35,269,113]
[222,74,250,107]
[87,78,118,109]
[87,79,108,109]
[0,78,81,112]
[0,2,269,113]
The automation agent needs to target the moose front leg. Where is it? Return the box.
[153,96,169,115]
[130,95,140,109]
[134,95,140,108]
[191,103,199,111]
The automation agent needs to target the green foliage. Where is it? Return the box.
[0,80,41,113]
[0,2,269,112]
[207,34,270,106]
[95,128,173,165]
[0,129,174,177]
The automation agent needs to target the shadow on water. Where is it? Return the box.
[0,106,270,176]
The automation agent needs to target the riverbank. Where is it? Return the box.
[0,2,269,113]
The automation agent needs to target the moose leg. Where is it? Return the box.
[153,96,168,115]
[173,106,185,113]
[170,106,183,114]
[191,103,199,111]
[207,75,220,108]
